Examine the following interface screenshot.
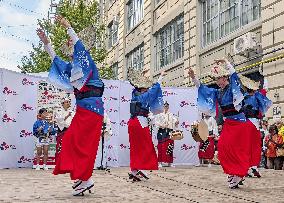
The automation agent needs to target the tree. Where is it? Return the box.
[19,0,114,79]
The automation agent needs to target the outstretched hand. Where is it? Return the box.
[55,15,71,28]
[188,67,195,79]
[36,28,49,45]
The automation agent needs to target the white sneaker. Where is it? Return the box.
[35,165,40,171]
[72,180,83,189]
[72,179,94,196]
[43,165,49,171]
[208,163,212,168]
[229,176,242,189]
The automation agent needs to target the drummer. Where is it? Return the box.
[198,114,219,167]
[155,102,179,167]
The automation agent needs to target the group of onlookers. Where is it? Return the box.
[260,119,284,170]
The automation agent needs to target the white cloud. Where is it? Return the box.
[0,0,50,72]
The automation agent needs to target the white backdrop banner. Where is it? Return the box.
[0,69,43,169]
[0,68,199,169]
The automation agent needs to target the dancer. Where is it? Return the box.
[188,58,257,189]
[37,16,104,196]
[198,114,218,167]
[54,97,74,163]
[239,75,272,177]
[127,68,166,181]
[155,101,179,167]
[33,108,55,170]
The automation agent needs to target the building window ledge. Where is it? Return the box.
[154,57,184,76]
[200,20,262,55]
[154,0,166,11]
[126,19,144,37]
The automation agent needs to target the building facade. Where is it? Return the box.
[100,0,284,120]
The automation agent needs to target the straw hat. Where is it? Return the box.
[239,75,260,90]
[127,68,153,89]
[61,25,97,56]
[210,63,230,79]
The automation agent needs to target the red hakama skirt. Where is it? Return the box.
[128,117,158,171]
[198,136,215,160]
[250,127,262,167]
[218,119,256,177]
[157,139,174,163]
[53,106,103,181]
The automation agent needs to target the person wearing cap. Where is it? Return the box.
[127,68,166,181]
[239,75,272,177]
[37,16,104,196]
[54,97,75,163]
[188,58,257,189]
[155,101,179,167]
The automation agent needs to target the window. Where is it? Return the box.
[126,44,144,70]
[155,15,184,71]
[108,19,118,48]
[127,0,144,31]
[110,63,119,79]
[202,0,261,47]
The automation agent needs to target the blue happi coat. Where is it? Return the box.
[48,40,104,116]
[198,72,246,122]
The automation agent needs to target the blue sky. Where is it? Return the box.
[0,0,51,72]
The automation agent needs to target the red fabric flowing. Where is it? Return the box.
[250,127,262,167]
[218,119,256,177]
[53,106,103,181]
[128,117,158,170]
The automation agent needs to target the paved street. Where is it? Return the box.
[0,166,283,203]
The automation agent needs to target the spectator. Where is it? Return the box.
[264,124,283,170]
[33,108,55,170]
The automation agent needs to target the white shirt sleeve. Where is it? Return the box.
[67,27,79,44]
[192,77,200,88]
[157,75,164,84]
[44,43,56,60]
[226,62,235,75]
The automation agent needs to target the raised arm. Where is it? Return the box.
[188,67,200,87]
[55,15,79,44]
[36,28,56,60]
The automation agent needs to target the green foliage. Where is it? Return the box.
[19,0,112,79]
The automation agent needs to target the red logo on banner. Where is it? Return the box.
[181,121,190,131]
[18,156,33,163]
[105,85,119,90]
[181,144,195,151]
[180,101,196,107]
[42,90,55,100]
[104,97,118,102]
[3,87,18,95]
[0,142,16,150]
[110,121,117,125]
[106,108,118,113]
[2,114,16,122]
[21,104,34,111]
[107,157,118,162]
[120,120,127,127]
[20,130,33,138]
[22,78,35,86]
[121,96,131,103]
[163,90,177,97]
[119,144,129,149]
